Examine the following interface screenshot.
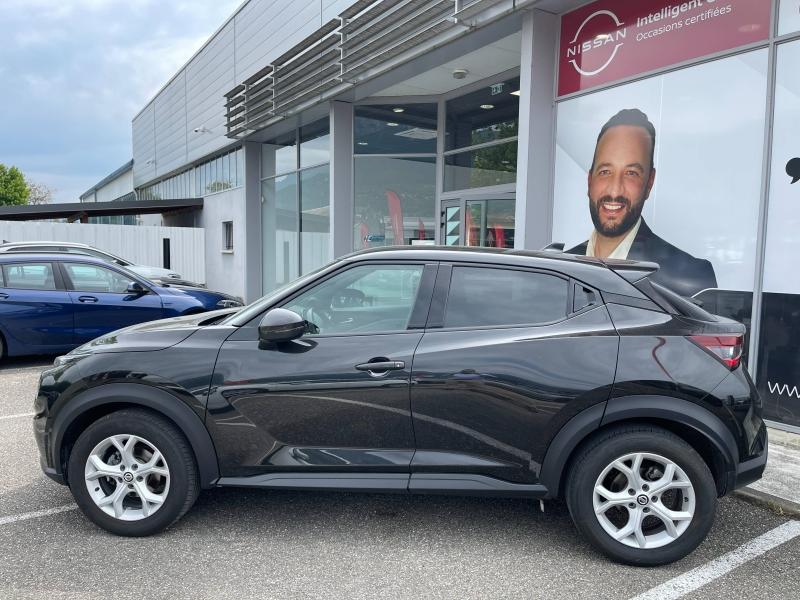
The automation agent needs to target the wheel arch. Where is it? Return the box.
[52,383,219,489]
[539,396,739,499]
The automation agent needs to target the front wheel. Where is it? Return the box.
[67,409,199,536]
[566,425,717,566]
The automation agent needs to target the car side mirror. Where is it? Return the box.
[126,281,146,294]
[258,308,306,343]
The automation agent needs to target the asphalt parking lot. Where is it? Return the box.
[1,358,799,600]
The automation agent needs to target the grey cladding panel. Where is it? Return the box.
[154,71,188,177]
[132,104,156,187]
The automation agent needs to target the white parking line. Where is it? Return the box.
[630,520,800,600]
[0,412,35,421]
[0,505,77,527]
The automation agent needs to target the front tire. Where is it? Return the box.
[67,409,199,536]
[566,425,717,566]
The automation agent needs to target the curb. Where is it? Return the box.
[735,487,800,519]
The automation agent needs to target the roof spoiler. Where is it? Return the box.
[540,242,564,253]
[603,258,660,283]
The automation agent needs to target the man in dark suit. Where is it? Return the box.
[567,108,717,298]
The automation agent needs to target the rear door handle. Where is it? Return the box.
[355,360,405,374]
[78,295,98,303]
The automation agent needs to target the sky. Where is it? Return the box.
[0,0,242,203]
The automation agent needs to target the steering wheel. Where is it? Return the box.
[301,301,333,330]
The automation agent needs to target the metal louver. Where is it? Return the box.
[225,0,523,139]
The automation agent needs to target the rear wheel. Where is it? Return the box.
[566,425,717,566]
[67,409,199,536]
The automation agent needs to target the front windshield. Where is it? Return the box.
[220,262,333,326]
[80,247,132,266]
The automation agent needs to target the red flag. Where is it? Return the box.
[418,217,426,241]
[494,225,505,248]
[386,190,404,245]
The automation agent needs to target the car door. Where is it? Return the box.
[409,263,619,486]
[60,261,164,343]
[0,260,74,353]
[206,261,437,480]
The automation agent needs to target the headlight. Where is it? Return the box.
[217,299,243,308]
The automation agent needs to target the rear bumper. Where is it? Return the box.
[730,427,768,492]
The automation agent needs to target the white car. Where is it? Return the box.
[0,241,189,284]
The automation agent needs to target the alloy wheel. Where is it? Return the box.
[84,434,170,521]
[592,451,695,549]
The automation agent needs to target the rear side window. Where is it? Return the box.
[444,266,568,328]
[1,262,57,290]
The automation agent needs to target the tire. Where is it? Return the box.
[67,409,200,536]
[566,424,717,566]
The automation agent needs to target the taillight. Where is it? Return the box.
[689,334,743,370]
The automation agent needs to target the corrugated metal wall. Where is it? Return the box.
[0,221,205,284]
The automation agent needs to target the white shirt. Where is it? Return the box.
[586,218,642,260]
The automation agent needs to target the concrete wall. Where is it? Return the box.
[194,187,246,299]
[131,0,357,188]
[0,221,205,283]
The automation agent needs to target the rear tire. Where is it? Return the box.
[67,409,199,536]
[566,424,717,566]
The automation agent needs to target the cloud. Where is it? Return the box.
[0,0,240,203]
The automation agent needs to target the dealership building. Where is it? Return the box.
[86,0,800,429]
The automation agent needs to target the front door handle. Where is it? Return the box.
[78,295,98,303]
[0,293,8,300]
[355,360,405,375]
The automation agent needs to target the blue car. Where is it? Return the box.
[0,253,235,359]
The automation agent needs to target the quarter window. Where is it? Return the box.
[282,264,424,335]
[444,267,568,328]
[64,263,136,293]
[2,262,57,290]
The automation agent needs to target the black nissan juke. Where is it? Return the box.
[33,247,766,566]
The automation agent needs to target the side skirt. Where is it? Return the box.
[215,472,549,498]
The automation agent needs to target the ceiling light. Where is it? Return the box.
[392,107,405,113]
[510,90,520,96]
[357,141,368,146]
[480,104,494,110]
[387,122,399,127]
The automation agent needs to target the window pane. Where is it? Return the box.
[300,164,331,274]
[757,39,800,428]
[236,148,244,185]
[445,77,520,150]
[354,104,437,154]
[221,153,231,189]
[2,263,57,290]
[262,131,297,177]
[354,156,436,249]
[300,119,330,167]
[464,199,515,248]
[262,174,298,292]
[779,0,800,35]
[444,267,567,328]
[283,264,423,335]
[444,141,517,191]
[64,263,133,293]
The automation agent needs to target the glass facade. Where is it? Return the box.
[779,0,800,34]
[138,147,243,200]
[261,119,330,293]
[553,49,769,351]
[353,104,438,250]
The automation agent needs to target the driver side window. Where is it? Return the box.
[283,264,423,335]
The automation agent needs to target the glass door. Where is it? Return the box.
[439,196,515,248]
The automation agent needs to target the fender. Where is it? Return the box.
[601,395,739,469]
[539,402,606,498]
[50,383,219,489]
[538,396,740,499]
